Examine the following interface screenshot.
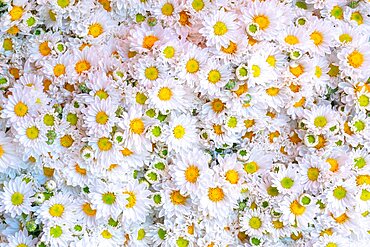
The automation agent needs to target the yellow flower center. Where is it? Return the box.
[60,135,74,148]
[251,65,261,77]
[266,55,276,67]
[347,50,364,68]
[82,202,96,216]
[326,243,337,247]
[213,124,223,135]
[14,102,28,117]
[10,6,23,21]
[26,126,39,140]
[158,87,172,101]
[339,33,352,43]
[330,5,343,19]
[289,64,304,77]
[95,111,109,125]
[97,137,113,151]
[192,0,204,11]
[179,11,190,26]
[95,90,109,100]
[266,87,280,96]
[358,95,369,107]
[16,244,28,247]
[280,177,294,189]
[88,23,104,38]
[272,220,284,229]
[351,11,363,25]
[130,118,145,134]
[284,35,299,45]
[225,169,239,184]
[208,187,224,202]
[53,64,66,77]
[314,116,327,128]
[135,92,147,105]
[144,66,159,80]
[75,60,91,74]
[173,125,185,139]
[333,186,347,200]
[39,41,51,56]
[360,189,370,201]
[326,158,339,172]
[357,175,370,186]
[221,41,237,54]
[101,230,112,239]
[186,59,199,74]
[307,167,320,181]
[213,21,228,36]
[333,213,348,224]
[49,204,65,217]
[123,191,137,208]
[211,98,225,113]
[121,148,133,156]
[244,161,259,174]
[102,192,116,205]
[310,31,323,46]
[293,97,306,108]
[0,145,4,158]
[11,192,24,206]
[184,165,200,183]
[208,70,221,84]
[161,3,174,16]
[315,66,322,78]
[74,164,87,175]
[170,190,187,205]
[249,217,262,229]
[3,38,13,51]
[253,15,270,30]
[142,35,159,49]
[57,0,70,8]
[163,46,175,58]
[290,200,306,216]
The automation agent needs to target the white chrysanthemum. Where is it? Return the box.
[303,105,338,134]
[271,165,301,195]
[82,98,118,137]
[6,229,38,247]
[0,131,19,172]
[326,180,356,216]
[338,43,370,80]
[37,193,75,225]
[171,149,212,196]
[0,177,34,217]
[298,155,329,192]
[165,114,199,152]
[41,223,74,247]
[89,181,127,220]
[199,8,239,49]
[240,209,271,237]
[2,87,36,123]
[121,180,152,223]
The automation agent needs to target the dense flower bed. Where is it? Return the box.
[1,0,370,246]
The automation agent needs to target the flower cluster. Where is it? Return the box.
[1,0,370,246]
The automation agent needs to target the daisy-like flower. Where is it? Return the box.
[199,8,239,49]
[303,105,338,134]
[165,114,199,152]
[178,44,207,85]
[6,229,38,247]
[95,226,124,246]
[2,87,36,123]
[89,181,127,220]
[243,148,274,176]
[74,197,99,227]
[121,180,152,223]
[82,98,118,137]
[307,19,333,55]
[129,22,165,53]
[159,181,192,218]
[171,149,212,196]
[198,177,237,219]
[136,57,166,88]
[279,195,317,228]
[0,177,34,217]
[298,155,329,193]
[0,131,19,172]
[37,193,75,225]
[198,61,232,95]
[326,180,356,216]
[271,165,301,195]
[215,153,244,186]
[279,26,310,51]
[148,78,191,113]
[41,223,74,247]
[338,43,370,80]
[77,10,116,41]
[240,209,270,237]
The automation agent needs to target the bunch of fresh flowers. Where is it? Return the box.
[1,0,370,246]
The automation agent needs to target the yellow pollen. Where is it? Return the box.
[253,15,270,30]
[333,213,348,224]
[290,200,306,216]
[326,158,339,172]
[88,23,104,38]
[347,50,364,68]
[14,102,28,117]
[39,41,51,56]
[49,204,65,217]
[95,111,109,125]
[186,59,199,74]
[82,203,96,216]
[184,165,200,183]
[144,67,159,81]
[307,167,320,181]
[101,230,112,239]
[284,35,299,45]
[97,137,112,151]
[161,3,174,16]
[266,55,276,67]
[208,70,221,84]
[339,33,352,43]
[221,41,237,54]
[143,35,159,49]
[179,11,191,26]
[170,190,187,205]
[173,125,185,139]
[208,187,224,202]
[251,65,261,77]
[158,87,172,101]
[314,116,327,128]
[53,64,66,77]
[130,118,145,134]
[213,124,224,135]
[225,169,239,184]
[75,60,91,74]
[26,126,39,140]
[75,164,87,175]
[60,135,74,148]
[123,191,137,208]
[211,98,225,113]
[310,31,324,46]
[289,64,304,77]
[213,21,228,36]
[293,97,306,108]
[266,87,280,96]
[121,148,133,156]
[10,6,23,21]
